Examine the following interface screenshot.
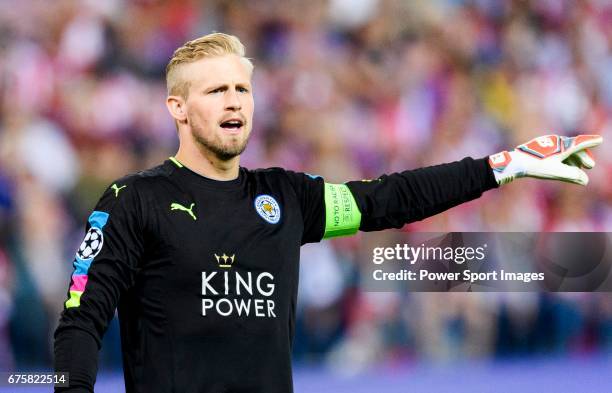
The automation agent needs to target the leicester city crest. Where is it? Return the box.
[254,194,281,224]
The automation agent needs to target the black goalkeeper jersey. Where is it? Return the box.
[55,157,497,393]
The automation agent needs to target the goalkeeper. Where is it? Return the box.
[53,33,602,393]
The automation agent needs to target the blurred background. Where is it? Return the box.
[0,0,611,391]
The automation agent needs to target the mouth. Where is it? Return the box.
[219,118,245,134]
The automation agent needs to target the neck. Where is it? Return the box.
[174,139,240,181]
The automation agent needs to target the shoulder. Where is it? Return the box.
[98,162,173,208]
[247,167,322,182]
[247,166,289,177]
[245,167,324,199]
[108,162,173,194]
[246,167,301,189]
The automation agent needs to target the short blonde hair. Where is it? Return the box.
[166,32,254,99]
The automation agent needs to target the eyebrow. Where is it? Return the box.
[204,82,251,92]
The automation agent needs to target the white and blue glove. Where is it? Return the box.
[489,134,603,186]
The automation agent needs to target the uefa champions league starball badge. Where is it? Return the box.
[76,227,104,260]
[254,195,281,224]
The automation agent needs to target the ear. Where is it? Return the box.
[166,95,188,124]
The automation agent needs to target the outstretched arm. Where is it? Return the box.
[320,134,602,238]
[323,156,496,235]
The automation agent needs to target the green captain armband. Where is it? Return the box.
[323,183,362,238]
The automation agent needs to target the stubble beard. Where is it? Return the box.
[190,122,250,162]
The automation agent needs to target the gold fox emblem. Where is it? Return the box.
[170,202,197,221]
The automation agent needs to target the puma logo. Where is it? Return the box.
[111,183,127,197]
[170,202,197,221]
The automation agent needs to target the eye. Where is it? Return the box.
[238,86,249,93]
[209,88,223,94]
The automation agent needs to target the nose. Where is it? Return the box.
[225,88,242,111]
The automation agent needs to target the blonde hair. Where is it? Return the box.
[166,33,254,99]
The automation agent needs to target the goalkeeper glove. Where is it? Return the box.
[488,134,603,186]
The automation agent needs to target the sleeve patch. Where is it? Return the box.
[65,290,83,308]
[66,210,110,309]
[69,274,89,292]
[88,210,109,229]
[323,183,362,238]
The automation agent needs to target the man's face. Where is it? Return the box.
[182,54,254,161]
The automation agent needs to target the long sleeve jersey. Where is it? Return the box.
[54,157,498,393]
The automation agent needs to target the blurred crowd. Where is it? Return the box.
[0,0,611,374]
